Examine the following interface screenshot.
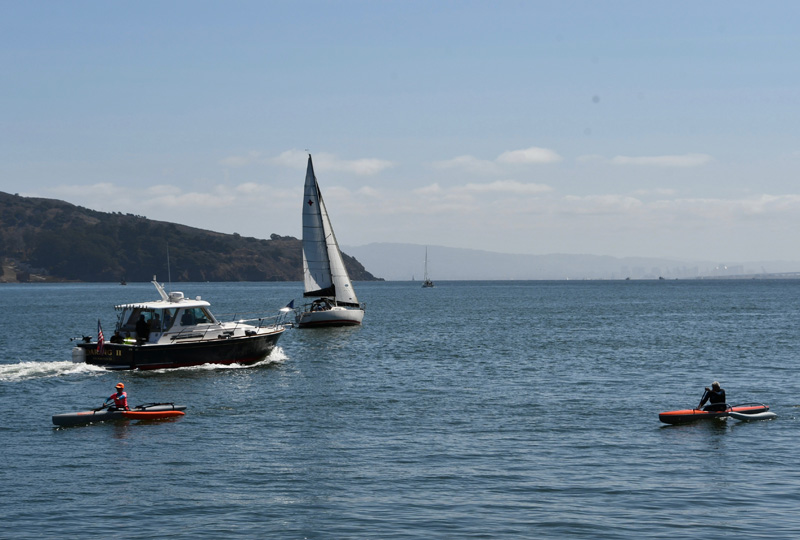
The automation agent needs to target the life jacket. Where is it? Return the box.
[109,391,128,410]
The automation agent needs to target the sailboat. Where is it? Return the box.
[422,246,434,288]
[295,154,365,328]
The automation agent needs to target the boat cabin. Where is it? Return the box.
[115,297,218,342]
[309,298,334,312]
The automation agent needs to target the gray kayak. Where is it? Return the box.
[728,410,777,422]
[52,403,187,427]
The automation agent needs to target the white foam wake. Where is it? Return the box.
[0,348,289,379]
[136,347,290,373]
[0,360,105,382]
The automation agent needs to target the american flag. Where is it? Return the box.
[97,319,105,354]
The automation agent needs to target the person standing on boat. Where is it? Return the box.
[104,383,130,411]
[136,314,150,343]
[699,381,726,411]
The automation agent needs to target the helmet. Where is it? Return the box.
[115,383,125,389]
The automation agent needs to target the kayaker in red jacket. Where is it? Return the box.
[699,381,726,411]
[104,383,130,411]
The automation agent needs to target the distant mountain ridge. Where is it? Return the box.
[342,242,800,281]
[0,191,380,283]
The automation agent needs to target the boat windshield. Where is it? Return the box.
[117,306,217,335]
[119,308,174,334]
[176,307,216,326]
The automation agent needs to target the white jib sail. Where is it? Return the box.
[302,155,359,305]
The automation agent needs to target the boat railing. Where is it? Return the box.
[162,315,283,343]
[214,311,283,328]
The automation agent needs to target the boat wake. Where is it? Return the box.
[0,348,288,380]
[138,347,290,374]
[0,361,105,382]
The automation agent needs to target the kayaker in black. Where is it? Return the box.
[699,381,726,411]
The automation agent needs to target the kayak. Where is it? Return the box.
[53,403,186,427]
[120,410,186,420]
[728,410,778,422]
[659,403,771,425]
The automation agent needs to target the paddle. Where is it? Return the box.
[92,403,110,413]
[697,389,709,410]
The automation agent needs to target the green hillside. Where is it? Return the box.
[0,192,380,283]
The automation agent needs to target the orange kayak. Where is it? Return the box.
[120,410,185,420]
[53,403,186,427]
[659,403,770,425]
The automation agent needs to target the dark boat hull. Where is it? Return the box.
[659,403,770,425]
[76,331,283,370]
[53,403,186,427]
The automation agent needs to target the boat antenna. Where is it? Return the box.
[167,244,172,291]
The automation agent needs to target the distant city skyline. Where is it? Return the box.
[3,2,800,262]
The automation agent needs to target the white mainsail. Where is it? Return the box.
[302,155,360,306]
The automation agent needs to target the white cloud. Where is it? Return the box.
[555,193,800,222]
[634,188,677,197]
[145,185,182,197]
[271,149,309,169]
[417,180,553,200]
[461,180,553,195]
[562,194,645,214]
[610,153,713,167]
[234,182,266,195]
[219,151,264,167]
[356,186,381,198]
[413,183,445,196]
[271,149,394,176]
[147,189,235,209]
[48,182,122,199]
[433,146,562,175]
[651,194,800,220]
[330,157,394,176]
[497,146,562,164]
[431,155,501,175]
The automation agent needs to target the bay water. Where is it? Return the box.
[1,280,799,539]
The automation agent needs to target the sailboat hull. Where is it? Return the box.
[296,306,364,328]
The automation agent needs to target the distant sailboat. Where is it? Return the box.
[295,154,365,328]
[422,247,434,288]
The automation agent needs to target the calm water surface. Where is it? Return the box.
[1,280,799,539]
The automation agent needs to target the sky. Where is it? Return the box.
[3,1,800,263]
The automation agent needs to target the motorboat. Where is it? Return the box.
[72,278,285,370]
